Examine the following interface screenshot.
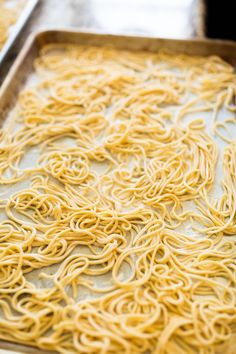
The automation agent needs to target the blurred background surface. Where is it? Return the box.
[29,0,198,38]
[27,0,235,40]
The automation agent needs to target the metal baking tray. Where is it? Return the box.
[0,29,236,354]
[1,29,236,119]
[0,0,38,67]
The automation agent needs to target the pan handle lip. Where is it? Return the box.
[33,26,236,48]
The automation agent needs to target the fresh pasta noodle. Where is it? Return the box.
[0,44,236,354]
[195,142,236,235]
[0,0,25,50]
[0,6,16,49]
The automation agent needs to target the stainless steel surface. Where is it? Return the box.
[0,29,236,353]
[0,0,38,68]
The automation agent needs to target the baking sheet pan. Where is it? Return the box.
[0,0,38,68]
[0,29,236,354]
[1,29,236,119]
